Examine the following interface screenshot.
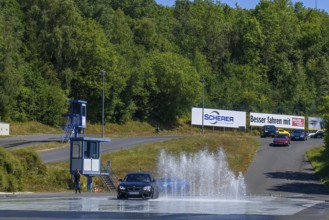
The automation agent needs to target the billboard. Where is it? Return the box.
[308,117,325,130]
[0,122,9,136]
[250,112,305,129]
[191,107,246,128]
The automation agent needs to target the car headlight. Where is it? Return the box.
[143,186,152,191]
[119,186,126,190]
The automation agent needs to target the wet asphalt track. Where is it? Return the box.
[0,192,329,219]
[1,135,329,219]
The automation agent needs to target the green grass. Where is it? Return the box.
[7,119,258,137]
[102,135,259,176]
[9,121,62,136]
[2,121,260,192]
[86,121,157,137]
[86,118,256,137]
[44,134,259,192]
[23,143,68,152]
[306,146,329,188]
[7,120,193,137]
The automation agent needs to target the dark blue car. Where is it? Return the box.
[290,129,307,141]
[117,172,159,199]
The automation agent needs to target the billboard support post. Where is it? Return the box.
[201,77,205,136]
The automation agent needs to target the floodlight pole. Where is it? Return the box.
[100,70,106,138]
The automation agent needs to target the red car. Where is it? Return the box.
[273,134,290,146]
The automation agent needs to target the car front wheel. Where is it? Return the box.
[151,192,159,199]
[117,194,128,200]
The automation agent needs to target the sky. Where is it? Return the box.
[155,0,329,14]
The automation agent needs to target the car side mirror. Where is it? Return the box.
[119,179,122,182]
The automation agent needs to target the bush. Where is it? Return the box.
[6,175,20,192]
[23,169,72,192]
[0,168,8,191]
[0,148,47,192]
[12,149,46,175]
[0,148,24,179]
[49,169,72,189]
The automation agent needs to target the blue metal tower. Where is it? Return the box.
[61,100,87,142]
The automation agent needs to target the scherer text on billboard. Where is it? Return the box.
[191,108,246,128]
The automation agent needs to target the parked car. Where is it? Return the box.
[311,130,324,138]
[273,134,290,146]
[290,129,307,141]
[260,125,278,138]
[277,128,290,138]
[157,176,190,194]
[307,130,317,138]
[117,172,159,199]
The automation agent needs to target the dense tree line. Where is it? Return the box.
[1,0,329,127]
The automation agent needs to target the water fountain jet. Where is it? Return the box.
[157,148,246,199]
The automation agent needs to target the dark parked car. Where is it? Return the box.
[260,125,278,138]
[272,134,290,146]
[307,130,317,138]
[290,129,307,141]
[117,172,159,199]
[157,176,190,194]
[311,130,324,138]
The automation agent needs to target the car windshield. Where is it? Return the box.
[276,134,287,138]
[124,174,151,182]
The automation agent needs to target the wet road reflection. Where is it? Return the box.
[0,194,322,217]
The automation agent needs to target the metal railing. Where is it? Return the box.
[61,116,80,142]
[100,162,120,192]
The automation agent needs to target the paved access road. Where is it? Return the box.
[245,137,329,197]
[0,134,181,163]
